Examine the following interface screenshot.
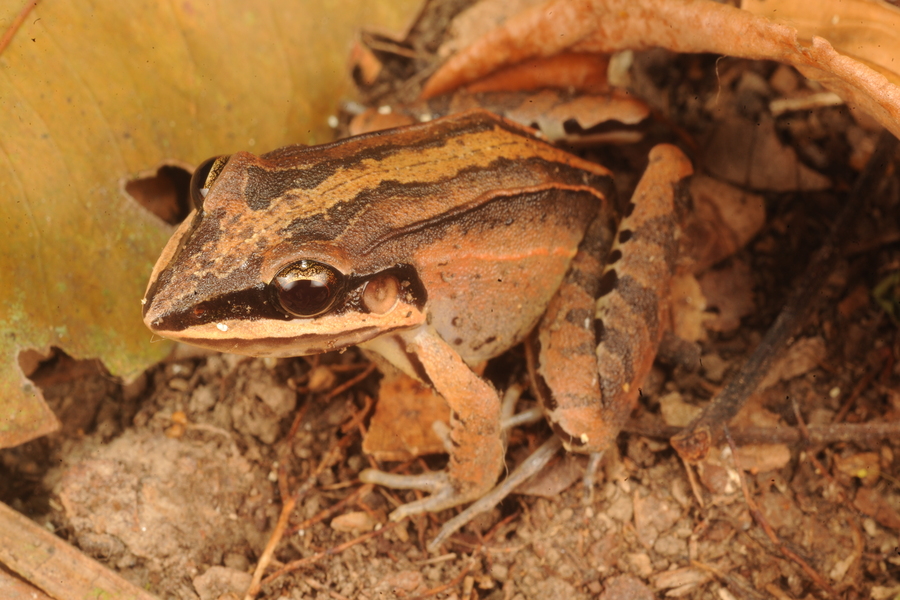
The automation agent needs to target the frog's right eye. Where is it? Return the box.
[271,260,345,318]
[190,155,230,210]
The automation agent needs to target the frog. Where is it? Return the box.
[142,108,691,521]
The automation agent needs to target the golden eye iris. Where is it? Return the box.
[272,260,343,317]
[189,155,230,209]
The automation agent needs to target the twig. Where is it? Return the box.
[339,394,374,434]
[285,399,311,441]
[244,434,356,599]
[690,560,767,600]
[832,350,885,423]
[672,130,899,461]
[303,577,351,600]
[285,484,374,536]
[244,476,298,599]
[723,427,838,597]
[407,561,474,600]
[261,522,399,587]
[482,510,521,543]
[325,362,377,400]
[627,419,900,446]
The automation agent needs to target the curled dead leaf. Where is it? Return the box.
[349,89,649,139]
[423,0,900,137]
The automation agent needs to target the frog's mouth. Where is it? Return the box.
[145,303,427,359]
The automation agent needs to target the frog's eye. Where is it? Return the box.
[190,155,230,209]
[272,260,344,317]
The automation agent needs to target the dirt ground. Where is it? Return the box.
[3,1,900,599]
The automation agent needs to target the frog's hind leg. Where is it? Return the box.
[528,144,693,455]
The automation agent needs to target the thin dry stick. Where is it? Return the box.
[285,400,312,441]
[325,362,377,400]
[261,521,400,586]
[244,475,298,599]
[832,353,883,424]
[407,561,474,600]
[304,577,352,600]
[0,0,38,55]
[628,419,900,446]
[339,394,374,434]
[482,510,521,543]
[285,484,374,536]
[723,427,838,598]
[672,130,899,460]
[690,560,768,600]
[245,361,377,596]
[245,435,355,599]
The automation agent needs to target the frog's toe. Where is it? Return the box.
[358,469,480,521]
[359,469,448,494]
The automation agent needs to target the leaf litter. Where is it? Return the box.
[3,0,900,598]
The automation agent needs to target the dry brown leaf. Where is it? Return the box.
[759,336,827,389]
[684,175,767,272]
[698,259,756,332]
[437,0,546,59]
[362,370,449,461]
[703,114,832,191]
[459,53,610,95]
[0,0,423,448]
[670,273,707,343]
[854,487,900,529]
[422,0,900,138]
[349,89,649,139]
[743,0,900,86]
[349,40,385,87]
[732,443,791,473]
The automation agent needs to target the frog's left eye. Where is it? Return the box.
[190,155,230,209]
[272,260,344,318]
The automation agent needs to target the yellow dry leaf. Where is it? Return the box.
[0,0,422,448]
[743,0,900,86]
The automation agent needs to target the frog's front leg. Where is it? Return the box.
[529,144,693,454]
[360,328,503,521]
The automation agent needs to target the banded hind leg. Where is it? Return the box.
[527,144,693,455]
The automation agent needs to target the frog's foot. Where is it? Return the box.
[427,436,562,552]
[359,469,483,521]
[582,451,605,505]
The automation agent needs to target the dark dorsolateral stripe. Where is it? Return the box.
[244,115,501,211]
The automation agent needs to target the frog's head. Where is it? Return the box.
[141,149,427,357]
